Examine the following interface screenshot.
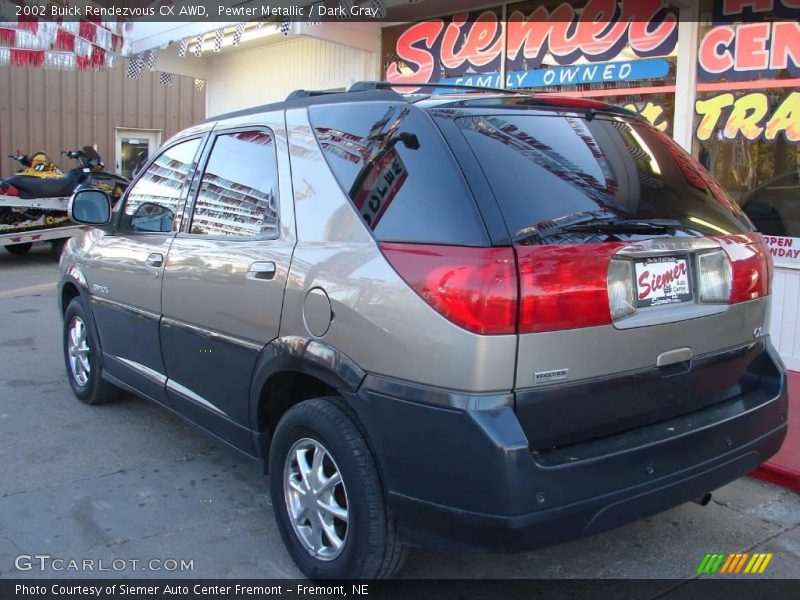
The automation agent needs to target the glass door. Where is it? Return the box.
[115,129,161,179]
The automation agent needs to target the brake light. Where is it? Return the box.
[380,243,518,335]
[517,243,625,333]
[715,233,771,303]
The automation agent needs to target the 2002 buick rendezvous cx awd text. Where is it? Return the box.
[59,85,788,580]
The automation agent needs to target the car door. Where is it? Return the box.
[160,117,296,453]
[84,136,205,402]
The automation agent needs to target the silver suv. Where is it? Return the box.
[60,83,788,580]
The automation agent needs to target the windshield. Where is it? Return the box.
[455,113,753,244]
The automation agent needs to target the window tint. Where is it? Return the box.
[121,138,201,233]
[456,113,752,244]
[189,131,279,238]
[309,103,488,245]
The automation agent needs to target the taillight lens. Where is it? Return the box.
[715,233,771,303]
[380,243,518,335]
[697,249,732,303]
[607,259,636,320]
[517,243,625,333]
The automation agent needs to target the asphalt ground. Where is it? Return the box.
[1,243,798,584]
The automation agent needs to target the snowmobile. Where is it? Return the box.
[0,147,129,227]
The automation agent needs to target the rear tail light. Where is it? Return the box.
[715,233,771,304]
[516,243,625,333]
[382,234,771,337]
[697,250,732,303]
[380,243,517,335]
[607,259,636,320]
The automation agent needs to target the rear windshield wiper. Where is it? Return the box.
[559,218,681,234]
[513,218,682,243]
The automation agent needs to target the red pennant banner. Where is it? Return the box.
[55,28,75,51]
[10,49,45,67]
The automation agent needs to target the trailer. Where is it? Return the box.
[0,194,84,255]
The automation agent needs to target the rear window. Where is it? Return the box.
[309,103,488,245]
[455,113,752,243]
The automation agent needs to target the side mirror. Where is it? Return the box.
[68,189,111,225]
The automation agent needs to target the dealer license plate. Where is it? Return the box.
[634,256,693,308]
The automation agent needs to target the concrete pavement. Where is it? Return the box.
[1,243,798,581]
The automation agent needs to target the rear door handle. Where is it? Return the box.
[247,261,277,281]
[145,253,164,267]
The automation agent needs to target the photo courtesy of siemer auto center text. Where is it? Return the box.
[0,0,799,598]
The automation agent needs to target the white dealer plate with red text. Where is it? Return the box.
[634,256,693,308]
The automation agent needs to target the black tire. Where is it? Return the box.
[63,297,121,405]
[269,397,407,580]
[6,242,32,255]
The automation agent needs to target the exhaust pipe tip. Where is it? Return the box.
[693,492,712,506]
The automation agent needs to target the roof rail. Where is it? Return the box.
[285,89,344,100]
[349,80,523,95]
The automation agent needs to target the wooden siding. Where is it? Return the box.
[0,63,205,177]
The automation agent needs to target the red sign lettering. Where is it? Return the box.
[386,0,677,87]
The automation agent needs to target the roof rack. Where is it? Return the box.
[348,80,524,95]
[285,89,347,100]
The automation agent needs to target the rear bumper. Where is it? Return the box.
[346,342,788,553]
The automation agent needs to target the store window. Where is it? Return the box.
[694,0,800,268]
[189,131,279,238]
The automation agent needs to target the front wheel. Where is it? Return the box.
[269,398,407,580]
[63,298,121,405]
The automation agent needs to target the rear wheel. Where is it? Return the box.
[5,242,32,255]
[63,298,121,405]
[269,398,407,580]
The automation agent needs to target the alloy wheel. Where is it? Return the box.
[283,437,349,561]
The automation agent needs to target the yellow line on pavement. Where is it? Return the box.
[0,282,57,299]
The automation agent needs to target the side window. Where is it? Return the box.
[189,131,279,238]
[121,138,201,233]
[308,102,488,245]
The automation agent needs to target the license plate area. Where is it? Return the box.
[634,256,693,308]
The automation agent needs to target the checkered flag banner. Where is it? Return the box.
[370,0,386,18]
[159,72,173,87]
[126,53,144,79]
[178,37,189,58]
[280,18,291,36]
[147,48,157,70]
[195,78,206,91]
[232,23,245,47]
[194,33,203,57]
[213,28,224,52]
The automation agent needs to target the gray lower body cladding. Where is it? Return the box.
[345,341,788,553]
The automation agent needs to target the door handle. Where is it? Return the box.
[247,261,277,281]
[145,253,164,267]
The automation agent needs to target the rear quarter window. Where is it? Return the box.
[309,102,488,245]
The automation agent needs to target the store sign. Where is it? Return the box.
[695,91,800,141]
[623,101,669,132]
[763,235,800,268]
[386,0,677,86]
[439,58,669,90]
[699,1,800,80]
